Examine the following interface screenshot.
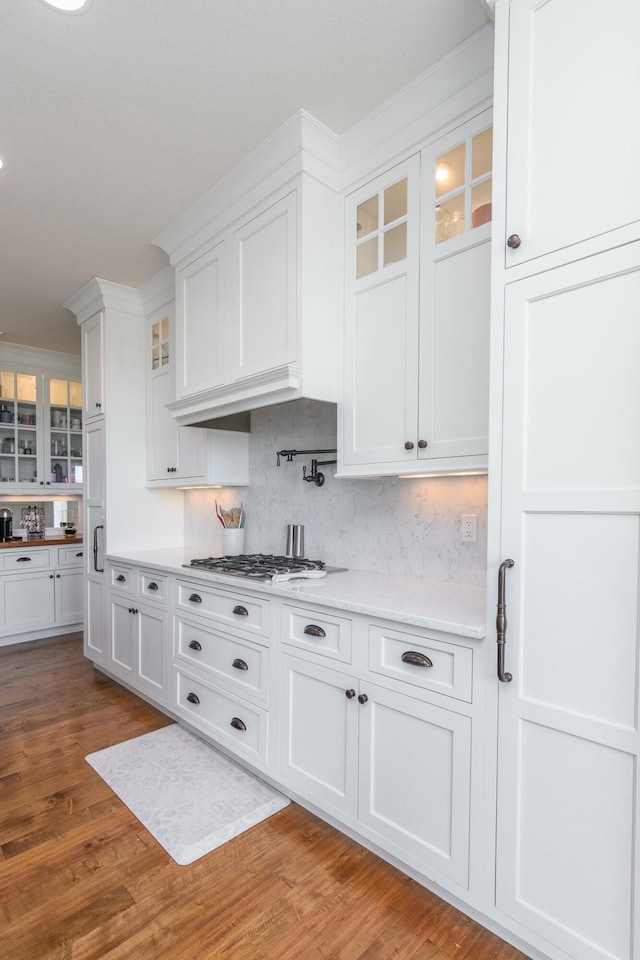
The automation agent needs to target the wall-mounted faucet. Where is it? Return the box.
[276,448,337,486]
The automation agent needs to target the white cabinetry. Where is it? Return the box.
[155,113,340,422]
[81,311,104,421]
[146,295,248,488]
[107,563,168,703]
[279,603,474,889]
[339,111,492,478]
[0,544,83,644]
[488,4,640,959]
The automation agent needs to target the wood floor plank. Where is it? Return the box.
[0,634,532,960]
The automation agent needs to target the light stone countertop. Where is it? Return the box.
[107,548,487,639]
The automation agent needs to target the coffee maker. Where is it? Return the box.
[0,506,13,542]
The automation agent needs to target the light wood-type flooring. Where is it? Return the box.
[0,634,532,960]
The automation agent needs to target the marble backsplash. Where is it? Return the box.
[184,399,488,587]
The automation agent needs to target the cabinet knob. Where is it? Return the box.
[404,441,414,450]
[303,624,326,638]
[507,233,522,249]
[49,574,54,579]
[56,574,60,579]
[417,439,428,449]
[233,605,249,617]
[186,692,200,705]
[188,593,202,603]
[232,658,249,671]
[230,717,247,731]
[357,693,368,705]
[345,688,356,699]
[188,640,202,651]
[95,402,101,409]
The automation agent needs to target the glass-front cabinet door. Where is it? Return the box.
[47,376,83,486]
[433,124,493,246]
[0,369,39,485]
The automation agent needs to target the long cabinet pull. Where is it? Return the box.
[303,624,326,638]
[496,559,515,683]
[230,717,247,731]
[401,650,433,668]
[93,524,104,573]
[233,605,248,617]
[232,658,248,671]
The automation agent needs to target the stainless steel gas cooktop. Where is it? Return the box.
[183,554,346,583]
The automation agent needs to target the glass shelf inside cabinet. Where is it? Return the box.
[434,126,493,245]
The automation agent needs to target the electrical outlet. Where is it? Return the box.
[458,514,478,543]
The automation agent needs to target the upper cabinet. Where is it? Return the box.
[503,0,640,272]
[146,297,249,488]
[81,311,105,421]
[155,113,340,425]
[338,111,492,478]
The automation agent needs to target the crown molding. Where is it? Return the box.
[64,277,144,324]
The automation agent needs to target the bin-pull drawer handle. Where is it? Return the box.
[186,692,200,705]
[304,624,326,638]
[116,574,126,583]
[147,582,159,591]
[230,717,247,731]
[16,556,32,562]
[232,658,248,671]
[189,593,202,603]
[401,651,433,668]
[76,552,83,558]
[188,640,202,651]
[233,605,248,616]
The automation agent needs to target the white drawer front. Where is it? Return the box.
[139,571,168,605]
[368,625,473,703]
[281,604,352,663]
[1,548,51,571]
[176,579,269,638]
[57,545,85,567]
[109,564,134,593]
[175,616,268,702]
[173,667,267,764]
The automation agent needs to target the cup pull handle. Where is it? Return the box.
[497,559,515,682]
[304,624,326,638]
[188,640,202,651]
[189,593,202,603]
[233,605,249,616]
[147,582,159,591]
[230,717,246,731]
[116,575,126,583]
[401,651,433,668]
[186,692,200,705]
[232,658,248,671]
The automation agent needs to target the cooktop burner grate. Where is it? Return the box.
[184,554,346,582]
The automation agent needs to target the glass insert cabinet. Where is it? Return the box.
[0,369,83,488]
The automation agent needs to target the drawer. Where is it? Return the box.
[173,667,267,764]
[1,548,51,571]
[175,579,270,638]
[368,625,473,703]
[175,616,269,702]
[109,564,134,594]
[139,570,168,605]
[57,544,85,567]
[281,604,352,663]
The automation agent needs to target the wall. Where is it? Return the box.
[184,399,487,587]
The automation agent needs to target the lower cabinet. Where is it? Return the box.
[108,593,168,703]
[0,569,56,635]
[280,653,472,887]
[0,544,84,641]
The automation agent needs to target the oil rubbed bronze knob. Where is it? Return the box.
[404,441,414,450]
[417,439,428,449]
[357,693,368,705]
[345,689,356,699]
[507,233,522,249]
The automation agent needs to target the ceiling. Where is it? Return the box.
[0,0,491,356]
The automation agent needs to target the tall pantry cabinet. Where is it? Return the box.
[486,3,640,960]
[65,279,184,664]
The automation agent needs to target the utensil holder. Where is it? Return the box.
[223,528,245,556]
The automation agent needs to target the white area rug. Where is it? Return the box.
[86,724,290,865]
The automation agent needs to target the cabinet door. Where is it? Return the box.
[0,367,41,486]
[280,654,358,818]
[54,567,83,626]
[494,245,640,960]
[134,603,167,701]
[504,0,640,269]
[341,156,421,469]
[358,682,471,888]
[175,239,226,398]
[108,595,134,679]
[82,312,104,420]
[230,192,297,382]
[85,576,106,664]
[0,571,55,636]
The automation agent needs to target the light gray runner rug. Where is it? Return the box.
[86,724,290,865]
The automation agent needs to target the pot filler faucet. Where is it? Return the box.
[276,448,337,487]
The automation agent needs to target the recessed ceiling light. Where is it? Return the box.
[39,0,92,13]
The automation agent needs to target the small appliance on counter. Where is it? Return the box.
[0,506,12,542]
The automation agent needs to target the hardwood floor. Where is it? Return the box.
[0,634,531,960]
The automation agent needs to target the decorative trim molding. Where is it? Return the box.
[64,277,144,324]
[167,365,304,424]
